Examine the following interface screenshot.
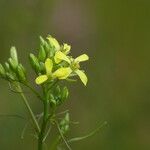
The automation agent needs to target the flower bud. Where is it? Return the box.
[29,53,40,73]
[39,36,45,46]
[8,58,18,71]
[55,85,61,95]
[0,64,6,77]
[6,72,15,81]
[10,46,18,64]
[17,64,26,82]
[47,35,60,51]
[5,62,10,71]
[59,113,70,134]
[39,62,45,73]
[50,94,57,107]
[38,45,46,62]
[61,86,69,101]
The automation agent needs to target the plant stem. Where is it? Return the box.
[17,84,40,133]
[38,88,50,150]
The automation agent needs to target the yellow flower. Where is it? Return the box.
[54,51,89,86]
[54,43,71,64]
[35,58,72,85]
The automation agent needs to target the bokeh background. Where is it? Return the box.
[0,0,150,150]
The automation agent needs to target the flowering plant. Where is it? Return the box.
[0,35,106,150]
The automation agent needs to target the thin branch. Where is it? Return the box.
[21,123,29,139]
[55,121,72,150]
[22,82,43,101]
[17,84,40,134]
[43,125,52,142]
[0,114,26,120]
[68,121,108,143]
[56,110,69,116]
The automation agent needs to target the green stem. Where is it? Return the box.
[23,82,43,101]
[38,87,50,150]
[17,84,40,133]
[49,135,61,150]
[38,100,49,150]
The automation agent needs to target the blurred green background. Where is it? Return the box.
[0,0,150,150]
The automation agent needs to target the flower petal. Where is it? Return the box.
[45,58,53,76]
[75,54,89,62]
[63,43,71,54]
[47,35,60,51]
[54,51,71,64]
[53,67,72,79]
[35,75,48,85]
[75,69,88,86]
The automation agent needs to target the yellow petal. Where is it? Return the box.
[75,69,88,86]
[75,54,89,62]
[47,35,60,51]
[45,58,53,76]
[35,75,48,85]
[63,43,71,54]
[53,67,72,79]
[54,51,71,64]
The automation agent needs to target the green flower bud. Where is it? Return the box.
[54,85,61,95]
[6,72,15,81]
[45,41,51,54]
[0,64,6,77]
[39,62,45,73]
[8,58,18,71]
[59,113,70,134]
[29,53,40,73]
[5,62,10,71]
[38,46,46,62]
[17,64,26,82]
[19,64,26,74]
[50,94,57,107]
[61,86,69,101]
[39,36,45,46]
[10,46,18,64]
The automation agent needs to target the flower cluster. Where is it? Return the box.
[0,47,26,82]
[31,35,89,86]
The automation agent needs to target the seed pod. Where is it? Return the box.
[8,58,18,71]
[29,53,40,73]
[0,63,5,77]
[10,46,18,64]
[38,45,46,62]
[17,64,26,82]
